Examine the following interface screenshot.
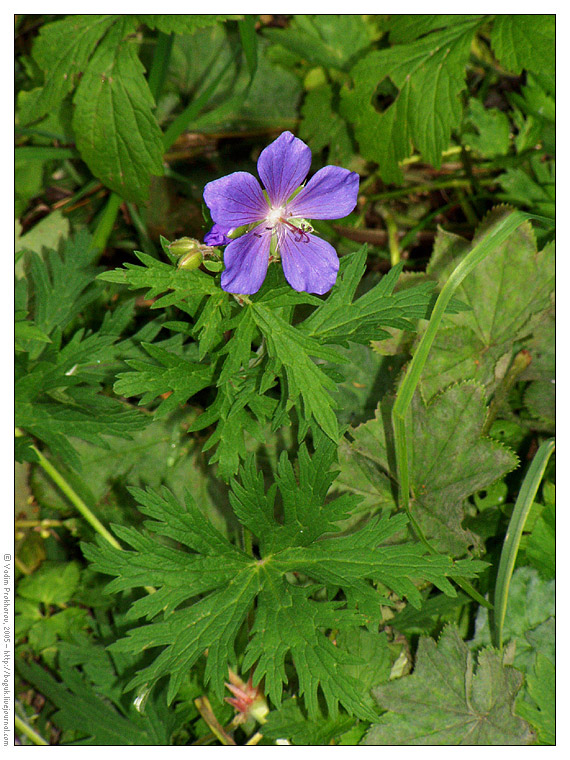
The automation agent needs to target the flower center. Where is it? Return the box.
[266,206,286,227]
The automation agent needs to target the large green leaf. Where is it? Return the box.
[83,442,482,718]
[363,625,534,745]
[421,207,555,401]
[19,15,118,124]
[491,15,554,83]
[471,567,554,674]
[72,18,164,202]
[338,382,517,555]
[341,17,483,182]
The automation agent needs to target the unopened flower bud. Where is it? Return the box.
[169,237,201,258]
[177,249,203,271]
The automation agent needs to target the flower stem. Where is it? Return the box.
[15,714,49,746]
[15,429,121,551]
[481,349,532,437]
[194,696,237,745]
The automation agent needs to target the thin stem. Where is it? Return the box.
[15,714,49,746]
[92,192,123,253]
[126,202,158,258]
[391,210,536,603]
[481,349,532,437]
[368,177,496,203]
[15,430,121,551]
[14,146,79,161]
[162,54,236,150]
[400,145,464,167]
[194,696,236,745]
[492,438,555,650]
[384,210,401,267]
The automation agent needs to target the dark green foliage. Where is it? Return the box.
[82,441,485,719]
[15,13,554,747]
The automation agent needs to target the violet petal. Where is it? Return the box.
[257,131,312,208]
[221,227,272,294]
[287,165,359,220]
[204,223,232,246]
[204,172,268,227]
[279,230,339,295]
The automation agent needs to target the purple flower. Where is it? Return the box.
[203,131,359,295]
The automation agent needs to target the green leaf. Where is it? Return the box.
[98,250,218,299]
[263,14,371,72]
[16,232,148,470]
[26,229,101,339]
[262,697,356,746]
[422,207,555,401]
[386,15,482,43]
[363,625,534,745]
[471,567,554,674]
[491,15,554,83]
[19,15,118,124]
[83,442,476,718]
[15,211,70,272]
[341,17,483,182]
[18,561,81,606]
[114,341,215,419]
[137,14,238,34]
[251,302,343,441]
[334,628,392,713]
[462,97,511,158]
[300,251,452,347]
[72,18,164,202]
[299,84,354,166]
[339,382,517,555]
[522,501,555,580]
[516,653,555,745]
[17,649,177,745]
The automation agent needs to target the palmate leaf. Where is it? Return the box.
[363,625,534,745]
[421,206,555,402]
[26,228,101,341]
[114,341,215,419]
[341,17,483,182]
[300,249,466,347]
[98,251,219,301]
[338,382,518,555]
[72,17,164,203]
[100,246,466,477]
[83,441,483,719]
[471,567,554,675]
[300,84,354,166]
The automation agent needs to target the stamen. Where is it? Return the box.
[281,218,311,243]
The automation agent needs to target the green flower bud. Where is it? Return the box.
[177,249,203,271]
[168,237,201,258]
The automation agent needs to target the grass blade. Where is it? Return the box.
[492,438,555,650]
[391,209,551,605]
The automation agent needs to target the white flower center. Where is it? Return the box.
[266,206,286,227]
